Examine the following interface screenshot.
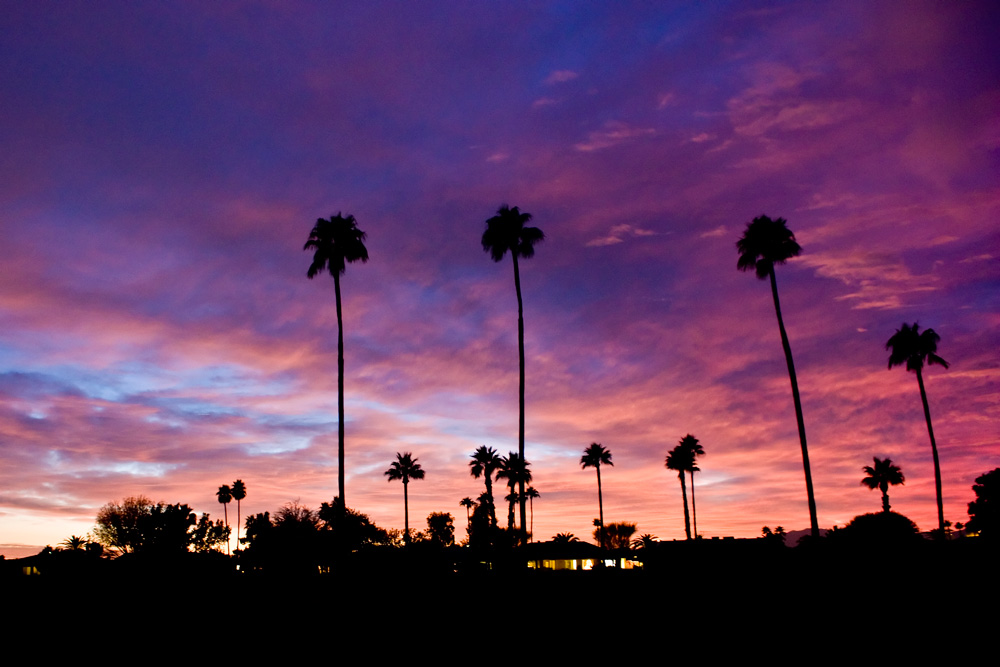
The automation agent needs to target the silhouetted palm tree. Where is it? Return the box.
[231,479,246,550]
[482,204,544,542]
[887,322,949,532]
[495,452,531,540]
[460,497,475,534]
[581,443,613,549]
[525,486,539,541]
[679,434,705,538]
[861,457,905,513]
[216,484,232,554]
[737,214,819,539]
[469,445,502,528]
[632,533,658,550]
[552,532,579,543]
[385,452,425,545]
[305,213,369,509]
[61,535,86,551]
[666,445,695,540]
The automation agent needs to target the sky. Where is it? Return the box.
[1,0,998,557]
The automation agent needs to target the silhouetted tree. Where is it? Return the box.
[861,457,905,513]
[840,511,920,545]
[679,434,705,537]
[666,443,696,540]
[737,214,819,538]
[966,468,999,539]
[469,446,502,528]
[60,535,86,551]
[459,497,475,535]
[495,452,531,541]
[525,486,539,542]
[94,495,154,555]
[482,204,544,541]
[581,443,613,549]
[426,512,455,547]
[632,533,658,549]
[887,322,949,533]
[216,485,232,554]
[319,497,395,549]
[385,452,425,545]
[552,532,579,543]
[305,213,369,509]
[594,522,637,550]
[190,514,230,553]
[231,479,246,550]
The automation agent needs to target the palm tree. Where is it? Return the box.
[61,535,86,551]
[737,214,819,539]
[552,532,579,543]
[524,486,540,542]
[481,204,544,542]
[305,212,369,509]
[580,443,613,549]
[887,323,949,533]
[384,452,425,545]
[459,497,475,534]
[495,452,532,541]
[861,457,905,513]
[679,434,705,538]
[469,445,502,527]
[666,445,695,540]
[216,484,232,554]
[231,479,246,550]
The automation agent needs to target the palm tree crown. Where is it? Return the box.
[736,214,801,280]
[581,443,613,549]
[495,452,532,538]
[736,214,819,539]
[861,457,905,513]
[482,204,544,544]
[216,484,232,554]
[677,434,704,538]
[230,479,246,551]
[385,452,425,545]
[887,322,949,533]
[305,212,369,510]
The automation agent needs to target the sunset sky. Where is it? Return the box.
[1,1,997,556]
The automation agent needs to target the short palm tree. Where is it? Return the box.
[469,445,502,527]
[482,204,544,542]
[861,457,905,513]
[231,479,246,550]
[385,452,425,545]
[665,444,695,540]
[887,322,949,532]
[737,214,819,539]
[679,434,705,538]
[216,484,232,554]
[581,443,613,549]
[495,452,532,540]
[459,497,475,534]
[524,486,540,541]
[305,213,369,510]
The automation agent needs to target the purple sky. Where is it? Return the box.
[1,1,998,555]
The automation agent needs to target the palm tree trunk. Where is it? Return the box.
[597,465,605,550]
[236,500,241,551]
[679,472,691,540]
[916,369,945,532]
[334,272,346,511]
[403,479,410,545]
[512,253,527,545]
[769,269,819,539]
[485,477,497,528]
[689,470,698,538]
[529,496,534,542]
[223,503,229,554]
[881,486,890,513]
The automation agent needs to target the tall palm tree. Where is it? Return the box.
[216,484,232,554]
[469,445,502,527]
[495,452,532,541]
[737,214,819,539]
[231,479,246,550]
[665,445,695,540]
[305,212,369,510]
[481,204,544,542]
[861,457,905,513]
[384,452,425,545]
[524,486,540,542]
[581,443,613,549]
[887,323,949,532]
[679,434,705,538]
